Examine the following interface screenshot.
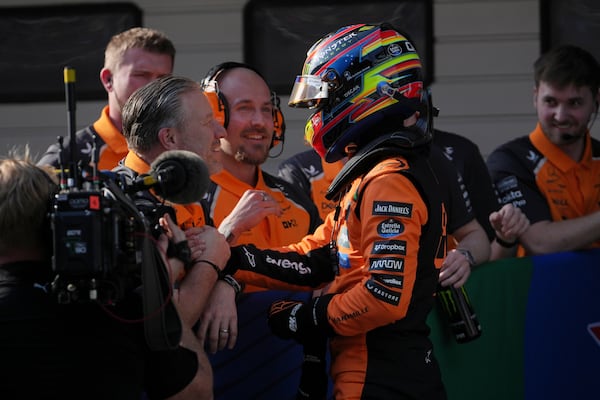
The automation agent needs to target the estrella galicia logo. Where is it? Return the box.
[377,218,404,238]
[372,240,407,255]
[368,257,404,273]
[365,279,401,305]
[372,201,412,217]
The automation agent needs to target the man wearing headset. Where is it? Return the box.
[487,44,600,255]
[198,62,322,399]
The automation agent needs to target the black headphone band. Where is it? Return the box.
[203,62,286,151]
[203,61,261,85]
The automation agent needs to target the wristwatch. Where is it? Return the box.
[456,248,476,267]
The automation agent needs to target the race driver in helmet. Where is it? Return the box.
[223,23,464,399]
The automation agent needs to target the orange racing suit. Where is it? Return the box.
[226,142,462,399]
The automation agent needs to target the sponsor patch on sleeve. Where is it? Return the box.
[376,218,404,238]
[372,201,413,217]
[365,279,401,305]
[496,175,518,193]
[368,257,404,273]
[373,273,404,289]
[371,240,407,255]
[265,254,311,274]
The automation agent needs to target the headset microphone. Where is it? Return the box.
[129,150,210,204]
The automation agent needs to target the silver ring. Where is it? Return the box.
[219,328,229,334]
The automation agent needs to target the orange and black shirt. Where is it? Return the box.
[433,129,499,242]
[278,149,346,221]
[38,106,129,171]
[487,123,600,249]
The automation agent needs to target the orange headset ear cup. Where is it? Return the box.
[271,93,286,148]
[203,90,227,127]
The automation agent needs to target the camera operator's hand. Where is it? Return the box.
[196,280,239,353]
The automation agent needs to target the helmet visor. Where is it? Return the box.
[288,75,328,109]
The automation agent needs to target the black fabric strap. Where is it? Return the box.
[495,236,517,248]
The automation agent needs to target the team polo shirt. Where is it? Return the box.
[487,123,600,249]
[207,168,321,248]
[122,151,209,228]
[93,106,130,170]
[38,106,129,171]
